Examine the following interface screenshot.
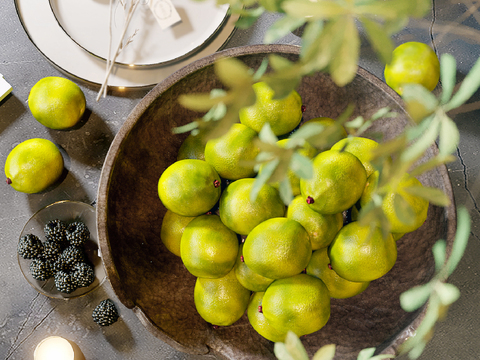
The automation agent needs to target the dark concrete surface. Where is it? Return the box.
[1,1,479,359]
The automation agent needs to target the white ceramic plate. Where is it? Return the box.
[18,201,106,300]
[49,0,230,66]
[15,0,238,88]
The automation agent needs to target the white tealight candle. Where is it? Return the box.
[34,336,85,360]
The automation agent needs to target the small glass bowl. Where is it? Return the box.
[18,200,106,299]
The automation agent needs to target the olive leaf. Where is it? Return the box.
[311,344,336,360]
[265,15,306,44]
[274,331,310,360]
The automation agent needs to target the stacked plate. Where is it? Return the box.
[15,0,237,88]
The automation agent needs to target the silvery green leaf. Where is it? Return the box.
[400,116,440,163]
[435,282,460,305]
[445,56,480,111]
[357,347,376,360]
[432,239,447,272]
[360,17,394,64]
[274,342,296,360]
[399,284,431,312]
[330,16,359,86]
[251,158,280,202]
[259,123,279,144]
[279,178,294,205]
[383,16,409,35]
[172,120,199,134]
[402,84,439,121]
[179,92,227,111]
[393,192,416,226]
[290,152,313,179]
[254,58,269,81]
[289,122,325,142]
[264,15,306,44]
[444,206,470,276]
[439,53,457,104]
[312,344,336,360]
[300,20,323,60]
[438,114,459,156]
[203,102,227,121]
[406,341,427,360]
[282,0,347,20]
[403,185,451,207]
[215,57,254,87]
[409,154,456,177]
[284,331,310,360]
[234,7,265,29]
[345,116,365,130]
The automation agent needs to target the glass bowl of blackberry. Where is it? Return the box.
[17,200,106,299]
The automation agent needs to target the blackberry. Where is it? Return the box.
[58,245,85,271]
[18,234,43,259]
[92,299,119,326]
[41,239,61,263]
[44,219,68,248]
[66,221,90,246]
[54,270,77,294]
[29,258,54,281]
[71,262,95,287]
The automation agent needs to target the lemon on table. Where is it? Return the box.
[239,81,303,136]
[235,244,274,292]
[286,195,343,250]
[384,41,440,95]
[247,291,288,342]
[262,273,330,337]
[160,210,196,257]
[204,123,259,180]
[5,138,64,193]
[158,159,221,217]
[306,247,369,299]
[243,217,311,280]
[194,268,251,326]
[300,149,367,215]
[180,214,239,278]
[360,171,429,233]
[219,178,285,235]
[28,77,86,130]
[330,136,379,177]
[328,221,397,282]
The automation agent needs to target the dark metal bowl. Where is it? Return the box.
[96,44,456,359]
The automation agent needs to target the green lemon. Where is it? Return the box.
[262,274,330,337]
[328,221,397,282]
[286,195,343,250]
[160,210,196,256]
[384,42,440,95]
[204,123,259,180]
[360,171,429,233]
[219,178,285,235]
[235,244,274,292]
[158,159,221,217]
[5,138,64,193]
[177,131,207,161]
[180,214,239,278]
[300,149,367,215]
[28,77,86,130]
[247,292,288,342]
[194,268,251,326]
[330,136,379,177]
[239,81,303,136]
[243,217,311,280]
[306,247,370,299]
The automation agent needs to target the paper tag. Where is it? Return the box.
[147,0,182,30]
[0,74,12,102]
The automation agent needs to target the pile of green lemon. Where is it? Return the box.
[157,81,429,342]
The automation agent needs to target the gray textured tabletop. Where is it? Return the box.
[1,1,479,359]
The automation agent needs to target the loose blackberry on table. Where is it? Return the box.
[92,299,119,326]
[66,221,90,246]
[18,234,43,259]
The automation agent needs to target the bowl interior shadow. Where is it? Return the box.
[97,44,456,360]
